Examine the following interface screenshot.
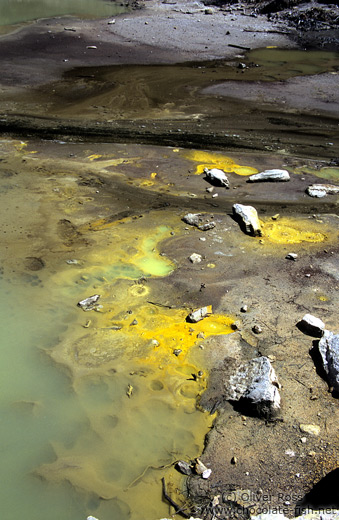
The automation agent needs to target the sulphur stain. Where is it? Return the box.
[100,303,235,368]
[261,217,327,245]
[79,215,176,279]
[181,149,258,176]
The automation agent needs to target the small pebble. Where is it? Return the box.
[252,324,262,334]
[286,253,298,261]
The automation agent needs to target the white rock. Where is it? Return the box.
[189,253,202,264]
[297,314,325,337]
[202,468,212,479]
[77,294,100,311]
[233,203,262,236]
[306,184,339,198]
[286,253,298,260]
[204,167,230,188]
[187,306,212,323]
[248,169,290,182]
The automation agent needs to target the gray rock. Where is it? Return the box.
[198,221,216,231]
[204,167,230,188]
[187,306,212,323]
[182,213,200,226]
[248,169,290,182]
[232,203,262,236]
[77,294,100,311]
[297,313,325,337]
[182,213,216,231]
[306,184,339,198]
[176,460,192,475]
[225,356,281,418]
[318,330,339,392]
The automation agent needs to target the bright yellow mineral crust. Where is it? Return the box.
[181,149,259,176]
[261,217,327,244]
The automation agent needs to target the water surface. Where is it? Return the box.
[0,0,128,26]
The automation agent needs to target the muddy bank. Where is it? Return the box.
[0,0,338,156]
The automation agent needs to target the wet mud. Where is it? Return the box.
[0,1,338,519]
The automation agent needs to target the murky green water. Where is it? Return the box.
[0,0,128,26]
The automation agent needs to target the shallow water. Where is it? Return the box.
[38,48,339,123]
[0,0,128,26]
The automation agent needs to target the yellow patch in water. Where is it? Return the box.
[262,218,327,244]
[87,154,103,161]
[319,295,329,302]
[14,141,27,152]
[140,180,154,187]
[182,150,258,176]
[79,214,176,278]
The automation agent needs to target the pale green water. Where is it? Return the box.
[0,279,89,520]
[0,0,128,26]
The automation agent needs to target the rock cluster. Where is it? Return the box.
[306,184,339,198]
[182,213,216,231]
[297,314,339,393]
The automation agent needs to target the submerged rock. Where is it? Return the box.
[233,203,262,236]
[187,306,212,323]
[306,184,339,198]
[225,356,281,418]
[204,167,230,188]
[297,313,325,337]
[247,169,290,182]
[77,294,100,311]
[318,330,339,392]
